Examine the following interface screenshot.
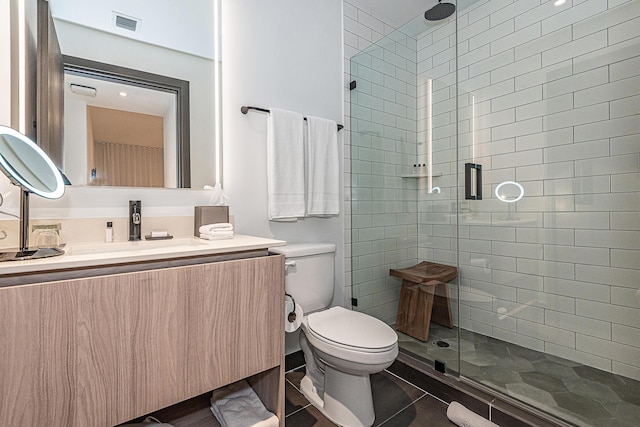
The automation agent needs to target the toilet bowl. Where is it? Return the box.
[269,243,398,427]
[299,307,398,427]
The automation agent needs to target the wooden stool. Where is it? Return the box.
[390,261,457,342]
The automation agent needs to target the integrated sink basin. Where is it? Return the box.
[66,238,209,256]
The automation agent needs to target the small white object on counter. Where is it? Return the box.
[199,222,234,240]
[150,230,169,238]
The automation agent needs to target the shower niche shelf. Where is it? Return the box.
[401,172,444,178]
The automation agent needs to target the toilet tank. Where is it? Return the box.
[269,243,336,313]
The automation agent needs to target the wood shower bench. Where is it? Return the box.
[390,261,458,342]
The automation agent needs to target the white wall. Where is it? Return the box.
[222,0,344,353]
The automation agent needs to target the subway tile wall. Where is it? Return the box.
[345,1,419,323]
[346,0,640,382]
[420,0,640,381]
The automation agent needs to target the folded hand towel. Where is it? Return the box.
[267,108,305,220]
[210,380,279,427]
[200,230,234,240]
[305,116,340,216]
[199,223,234,234]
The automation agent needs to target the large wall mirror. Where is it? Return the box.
[38,0,221,189]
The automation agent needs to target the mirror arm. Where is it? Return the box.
[19,190,30,252]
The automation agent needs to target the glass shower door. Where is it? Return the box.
[454,1,640,425]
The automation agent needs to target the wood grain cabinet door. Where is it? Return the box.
[0,255,284,426]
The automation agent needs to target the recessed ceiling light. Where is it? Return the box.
[119,91,128,97]
[554,0,566,6]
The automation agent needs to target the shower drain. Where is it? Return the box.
[435,340,450,348]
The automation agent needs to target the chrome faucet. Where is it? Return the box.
[129,200,142,241]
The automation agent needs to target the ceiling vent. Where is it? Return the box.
[112,12,141,33]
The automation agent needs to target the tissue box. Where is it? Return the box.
[194,206,229,237]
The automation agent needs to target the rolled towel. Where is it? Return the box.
[199,223,234,234]
[447,402,500,427]
[200,230,234,240]
[210,380,279,427]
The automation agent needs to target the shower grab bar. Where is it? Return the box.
[241,105,344,131]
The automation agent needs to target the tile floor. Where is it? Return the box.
[398,324,640,427]
[284,359,455,426]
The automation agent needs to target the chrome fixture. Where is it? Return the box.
[129,200,142,241]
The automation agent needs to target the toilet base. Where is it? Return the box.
[300,366,375,427]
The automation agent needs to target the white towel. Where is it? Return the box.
[447,402,500,427]
[200,230,234,240]
[199,223,234,234]
[210,380,279,427]
[267,108,305,220]
[305,116,340,216]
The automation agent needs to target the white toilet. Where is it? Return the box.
[270,243,398,427]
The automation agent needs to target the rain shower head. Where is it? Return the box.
[425,0,456,21]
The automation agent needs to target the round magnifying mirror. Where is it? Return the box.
[0,126,65,199]
[495,181,524,203]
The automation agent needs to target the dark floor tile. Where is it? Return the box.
[572,365,627,387]
[609,381,640,406]
[491,406,560,427]
[286,350,306,372]
[378,394,453,427]
[552,391,613,420]
[387,361,489,419]
[371,371,425,426]
[286,380,310,416]
[285,367,306,389]
[285,404,336,427]
[520,371,568,393]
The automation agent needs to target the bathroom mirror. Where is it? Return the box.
[38,0,221,188]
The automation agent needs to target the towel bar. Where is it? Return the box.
[241,105,344,131]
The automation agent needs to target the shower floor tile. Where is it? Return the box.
[398,324,640,427]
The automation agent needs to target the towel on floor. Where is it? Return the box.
[447,402,500,427]
[305,115,340,216]
[199,223,234,234]
[267,108,305,220]
[210,380,279,427]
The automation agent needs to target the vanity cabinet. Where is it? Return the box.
[0,254,284,426]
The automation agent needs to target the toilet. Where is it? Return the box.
[270,243,398,427]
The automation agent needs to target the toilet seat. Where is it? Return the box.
[302,307,398,368]
[307,307,397,351]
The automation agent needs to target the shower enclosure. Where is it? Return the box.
[349,1,640,425]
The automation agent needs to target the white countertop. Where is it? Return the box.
[0,234,286,276]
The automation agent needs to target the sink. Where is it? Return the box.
[67,238,209,256]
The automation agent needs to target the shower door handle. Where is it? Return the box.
[465,163,482,200]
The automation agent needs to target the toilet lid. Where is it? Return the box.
[307,307,397,350]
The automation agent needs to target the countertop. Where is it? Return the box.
[0,234,286,276]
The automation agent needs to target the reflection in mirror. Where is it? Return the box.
[62,55,190,188]
[0,126,65,261]
[40,0,221,188]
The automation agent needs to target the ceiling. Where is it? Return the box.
[347,0,440,28]
[49,0,214,59]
